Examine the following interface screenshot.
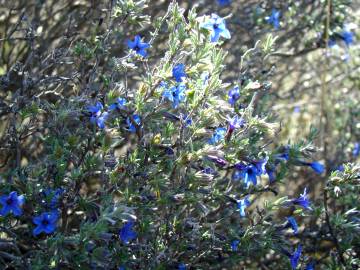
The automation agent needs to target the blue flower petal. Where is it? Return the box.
[309,162,324,174]
[290,244,302,270]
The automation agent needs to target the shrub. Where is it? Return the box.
[0,1,359,269]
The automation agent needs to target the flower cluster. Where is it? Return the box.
[265,8,281,30]
[200,14,231,43]
[0,191,24,217]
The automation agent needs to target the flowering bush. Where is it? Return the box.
[0,0,359,269]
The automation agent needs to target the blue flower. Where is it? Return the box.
[227,115,245,131]
[118,266,126,270]
[200,14,231,43]
[181,114,192,127]
[162,83,186,108]
[127,35,150,57]
[217,0,231,6]
[285,217,298,234]
[233,163,260,187]
[289,244,302,270]
[237,196,250,217]
[42,188,64,209]
[208,127,227,144]
[231,240,240,251]
[87,101,103,115]
[352,142,360,157]
[330,30,355,48]
[178,263,186,270]
[253,157,268,175]
[306,161,325,174]
[87,101,109,129]
[126,114,141,133]
[0,191,25,217]
[33,211,58,236]
[228,86,240,105]
[173,64,186,82]
[50,189,63,209]
[119,221,137,244]
[96,112,109,129]
[305,261,315,270]
[340,30,354,46]
[301,161,324,174]
[265,9,281,30]
[291,188,311,210]
[310,162,324,174]
[109,97,127,111]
